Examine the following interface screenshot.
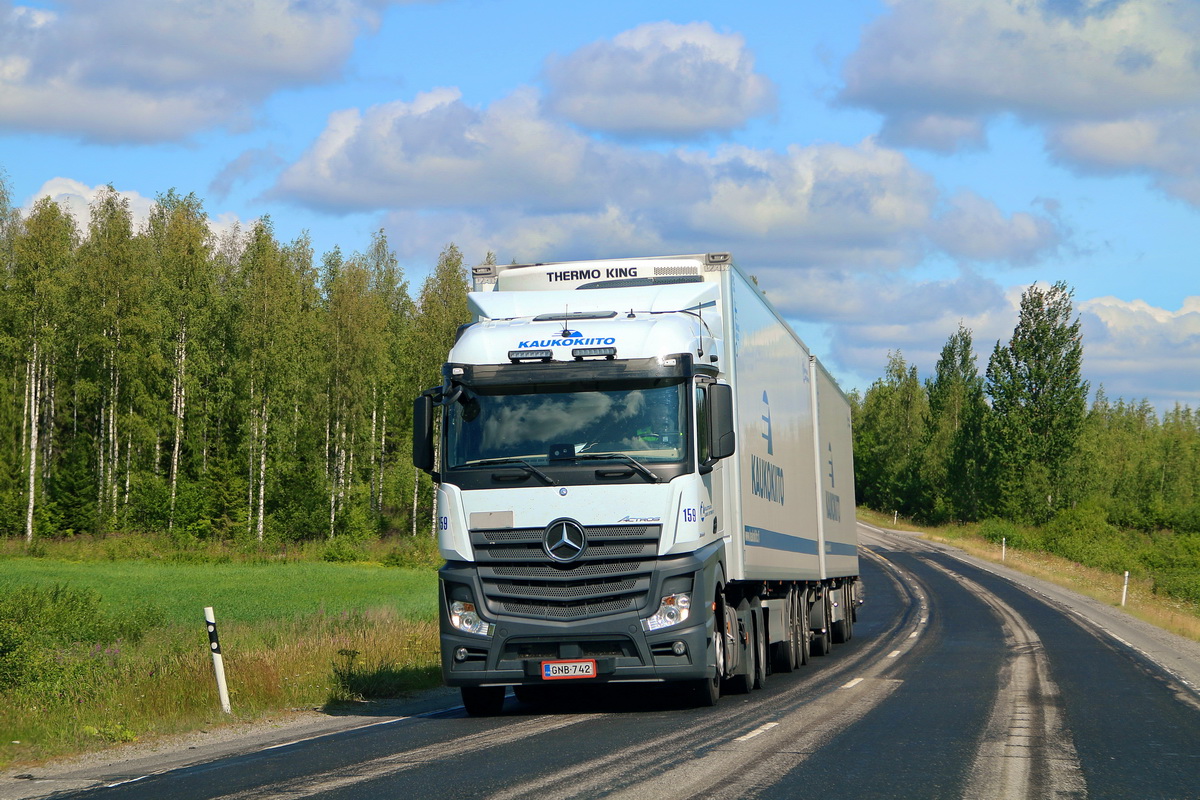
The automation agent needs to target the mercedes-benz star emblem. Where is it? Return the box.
[543,519,587,563]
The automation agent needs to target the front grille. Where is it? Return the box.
[471,524,661,622]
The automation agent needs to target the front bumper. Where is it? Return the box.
[439,544,723,688]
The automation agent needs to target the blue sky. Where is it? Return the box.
[2,0,1197,410]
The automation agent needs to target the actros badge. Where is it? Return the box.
[543,519,587,563]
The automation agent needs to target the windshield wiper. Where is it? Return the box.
[464,457,558,485]
[573,452,662,483]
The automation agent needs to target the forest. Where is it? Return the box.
[1,178,467,546]
[851,283,1200,602]
[2,176,1197,603]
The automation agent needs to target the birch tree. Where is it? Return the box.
[236,219,311,541]
[12,198,76,541]
[0,173,21,535]
[322,253,388,538]
[146,191,213,531]
[74,187,148,528]
[410,244,470,535]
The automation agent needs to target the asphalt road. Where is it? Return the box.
[10,525,1200,800]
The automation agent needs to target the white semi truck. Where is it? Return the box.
[413,252,860,715]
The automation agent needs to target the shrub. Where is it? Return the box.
[382,535,442,569]
[322,538,366,563]
[1043,504,1123,571]
[979,518,1042,551]
[1152,570,1200,604]
[0,583,163,693]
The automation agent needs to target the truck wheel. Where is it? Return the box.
[811,593,832,657]
[844,584,855,640]
[461,686,506,716]
[831,584,853,644]
[692,592,725,707]
[772,589,797,674]
[797,590,811,666]
[752,600,768,690]
[728,599,755,694]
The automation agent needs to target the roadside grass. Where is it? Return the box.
[0,558,438,625]
[857,507,1200,643]
[0,544,442,770]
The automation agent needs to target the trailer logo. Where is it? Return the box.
[751,455,785,505]
[761,391,774,455]
[543,519,587,563]
[752,391,785,505]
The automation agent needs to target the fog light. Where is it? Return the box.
[672,641,687,656]
[454,647,469,662]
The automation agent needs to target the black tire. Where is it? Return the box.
[811,592,832,657]
[772,589,797,674]
[461,686,506,716]
[844,584,855,641]
[798,590,811,666]
[692,591,725,707]
[728,599,755,694]
[831,584,850,645]
[752,599,768,690]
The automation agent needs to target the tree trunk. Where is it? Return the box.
[411,467,419,537]
[369,385,378,511]
[257,398,268,542]
[377,405,387,513]
[248,377,257,539]
[24,343,40,543]
[168,325,187,531]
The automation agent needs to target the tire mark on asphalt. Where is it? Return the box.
[921,559,1087,800]
[206,714,602,800]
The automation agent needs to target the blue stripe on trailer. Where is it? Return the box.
[744,526,819,554]
[744,527,859,557]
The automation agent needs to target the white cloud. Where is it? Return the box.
[796,275,1200,412]
[276,81,1063,277]
[1049,111,1200,203]
[843,0,1200,124]
[1078,295,1200,406]
[24,177,155,230]
[928,190,1063,264]
[276,86,638,211]
[0,0,393,142]
[839,0,1200,203]
[24,177,247,241]
[542,21,776,139]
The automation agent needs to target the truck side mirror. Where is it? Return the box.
[413,393,436,473]
[709,383,736,461]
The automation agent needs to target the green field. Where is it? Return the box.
[0,559,438,625]
[0,555,442,769]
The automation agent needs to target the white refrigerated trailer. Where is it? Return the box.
[413,252,861,715]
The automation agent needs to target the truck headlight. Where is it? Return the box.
[641,592,691,632]
[449,600,494,637]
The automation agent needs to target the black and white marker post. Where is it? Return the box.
[204,606,232,714]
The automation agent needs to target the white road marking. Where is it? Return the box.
[735,722,779,742]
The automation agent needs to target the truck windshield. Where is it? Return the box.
[445,380,688,469]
